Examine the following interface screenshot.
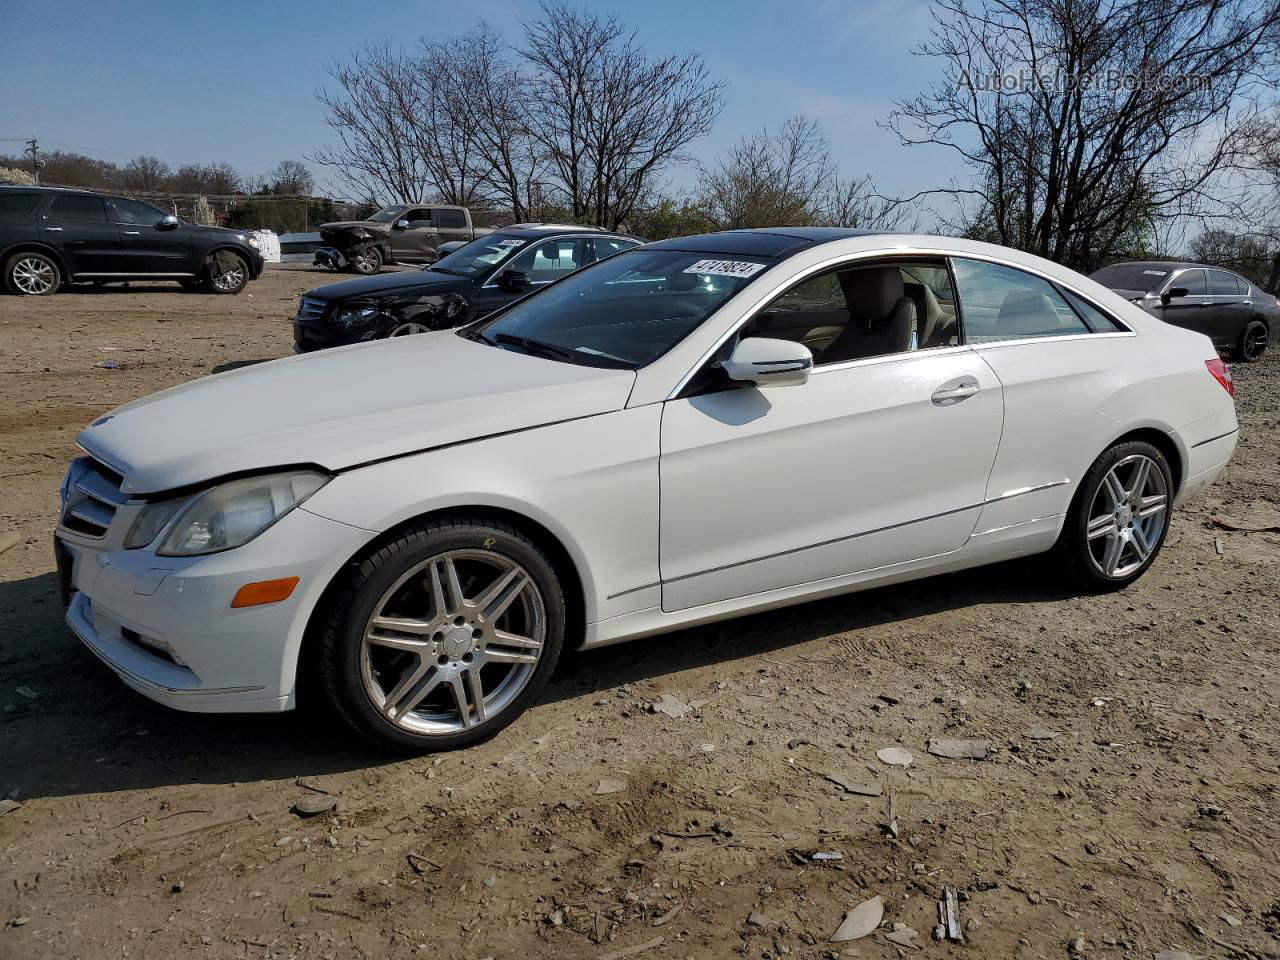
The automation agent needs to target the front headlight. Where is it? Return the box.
[334,304,381,328]
[145,470,329,557]
[244,234,260,249]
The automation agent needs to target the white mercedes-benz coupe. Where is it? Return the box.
[55,229,1239,750]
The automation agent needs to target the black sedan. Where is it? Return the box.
[292,224,642,352]
[1091,261,1279,362]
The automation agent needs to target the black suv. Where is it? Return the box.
[293,224,642,352]
[0,186,264,296]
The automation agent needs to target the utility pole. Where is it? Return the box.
[25,137,40,185]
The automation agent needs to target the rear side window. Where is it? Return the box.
[0,193,43,219]
[950,259,1090,342]
[1058,288,1127,332]
[594,237,640,260]
[48,194,107,222]
[435,208,466,229]
[1234,275,1249,294]
[1208,270,1239,295]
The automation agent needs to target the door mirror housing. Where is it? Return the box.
[158,214,180,230]
[721,337,813,388]
[497,269,529,292]
[1161,286,1189,305]
[393,219,410,230]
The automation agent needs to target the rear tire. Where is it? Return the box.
[318,516,565,753]
[1052,440,1173,592]
[1230,319,1269,363]
[4,252,61,296]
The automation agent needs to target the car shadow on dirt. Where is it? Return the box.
[0,558,1066,802]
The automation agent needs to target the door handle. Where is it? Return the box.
[931,380,980,406]
[123,230,141,236]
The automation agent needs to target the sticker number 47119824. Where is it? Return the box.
[683,259,767,279]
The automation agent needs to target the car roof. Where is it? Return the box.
[648,227,890,259]
[494,223,641,241]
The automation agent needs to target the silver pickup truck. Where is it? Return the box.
[315,204,495,275]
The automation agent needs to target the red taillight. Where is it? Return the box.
[1205,358,1234,398]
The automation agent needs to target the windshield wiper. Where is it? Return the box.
[492,333,578,363]
[427,265,464,276]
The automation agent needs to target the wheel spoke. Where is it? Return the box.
[389,665,442,720]
[484,648,540,665]
[491,628,542,650]
[430,557,465,617]
[449,674,474,728]
[464,667,487,724]
[1100,533,1125,576]
[1128,458,1151,499]
[1086,514,1114,540]
[1103,471,1126,508]
[1130,525,1151,561]
[474,567,528,622]
[370,615,436,636]
[366,632,431,654]
[1138,494,1166,518]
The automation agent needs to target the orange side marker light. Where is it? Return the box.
[231,576,300,608]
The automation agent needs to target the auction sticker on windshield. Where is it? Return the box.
[497,239,526,247]
[684,259,767,278]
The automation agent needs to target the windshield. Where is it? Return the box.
[367,206,404,223]
[1091,264,1172,293]
[429,233,532,278]
[466,249,773,369]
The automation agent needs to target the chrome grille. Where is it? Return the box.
[62,457,126,538]
[297,296,328,321]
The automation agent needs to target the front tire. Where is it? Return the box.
[1231,319,1269,363]
[4,252,61,295]
[319,517,565,752]
[1053,440,1173,591]
[350,246,383,276]
[208,252,250,294]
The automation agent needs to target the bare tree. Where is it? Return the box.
[121,155,171,193]
[422,24,544,215]
[312,43,438,203]
[269,160,314,195]
[885,0,1280,271]
[699,115,907,230]
[520,1,724,228]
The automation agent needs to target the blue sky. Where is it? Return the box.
[0,0,953,208]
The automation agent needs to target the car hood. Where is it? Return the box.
[79,333,636,495]
[306,269,471,302]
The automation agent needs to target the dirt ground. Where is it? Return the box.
[1,264,1278,960]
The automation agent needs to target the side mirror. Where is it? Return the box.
[497,269,529,291]
[721,337,813,388]
[393,219,409,230]
[1161,286,1189,305]
[158,214,180,230]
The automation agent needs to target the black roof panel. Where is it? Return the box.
[648,227,888,259]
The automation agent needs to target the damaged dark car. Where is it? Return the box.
[314,204,494,275]
[293,225,643,352]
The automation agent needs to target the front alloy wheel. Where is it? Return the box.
[388,321,429,337]
[320,517,565,751]
[210,255,248,293]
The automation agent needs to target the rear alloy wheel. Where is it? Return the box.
[320,518,565,752]
[1055,440,1172,591]
[209,253,249,294]
[5,252,60,296]
[350,246,383,276]
[1233,320,1269,363]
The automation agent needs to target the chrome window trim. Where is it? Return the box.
[668,247,1136,400]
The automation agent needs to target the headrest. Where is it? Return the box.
[997,288,1056,330]
[846,267,906,319]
